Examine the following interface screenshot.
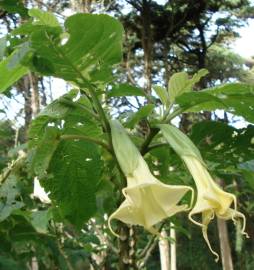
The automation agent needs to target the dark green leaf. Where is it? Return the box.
[0,255,24,270]
[44,140,102,227]
[0,0,28,17]
[0,176,24,222]
[176,83,254,123]
[31,127,60,177]
[239,161,254,191]
[190,121,254,170]
[30,210,51,234]
[28,90,79,147]
[29,90,101,153]
[108,83,145,97]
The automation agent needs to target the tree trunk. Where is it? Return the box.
[118,223,130,270]
[217,218,234,270]
[141,0,153,94]
[21,76,33,132]
[170,225,177,270]
[71,0,93,13]
[28,72,40,116]
[159,229,170,270]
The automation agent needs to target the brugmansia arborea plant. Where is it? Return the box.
[108,120,194,236]
[159,124,248,261]
[0,7,252,266]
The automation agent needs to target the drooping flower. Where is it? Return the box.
[108,120,193,236]
[160,124,248,261]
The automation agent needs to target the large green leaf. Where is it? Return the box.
[31,127,60,177]
[168,69,208,102]
[28,100,72,147]
[176,83,254,123]
[0,0,28,17]
[153,85,169,107]
[44,140,102,227]
[190,121,254,170]
[239,161,254,191]
[0,176,24,222]
[0,43,30,93]
[0,255,24,270]
[29,97,101,148]
[30,210,52,234]
[29,13,123,85]
[29,92,102,194]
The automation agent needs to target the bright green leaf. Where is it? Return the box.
[189,68,209,87]
[28,8,60,27]
[126,104,155,129]
[0,43,30,93]
[168,69,209,103]
[168,72,189,102]
[153,85,169,106]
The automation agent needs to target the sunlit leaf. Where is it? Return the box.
[29,14,123,85]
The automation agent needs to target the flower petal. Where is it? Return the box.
[124,183,192,228]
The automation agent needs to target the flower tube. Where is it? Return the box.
[159,124,248,261]
[108,120,193,236]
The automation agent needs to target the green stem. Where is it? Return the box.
[165,107,184,123]
[162,102,174,121]
[140,108,184,155]
[81,87,110,134]
[147,143,168,152]
[60,134,112,154]
[0,154,26,185]
[140,127,159,155]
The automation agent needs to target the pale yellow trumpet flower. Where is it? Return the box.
[160,124,248,261]
[108,120,193,236]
